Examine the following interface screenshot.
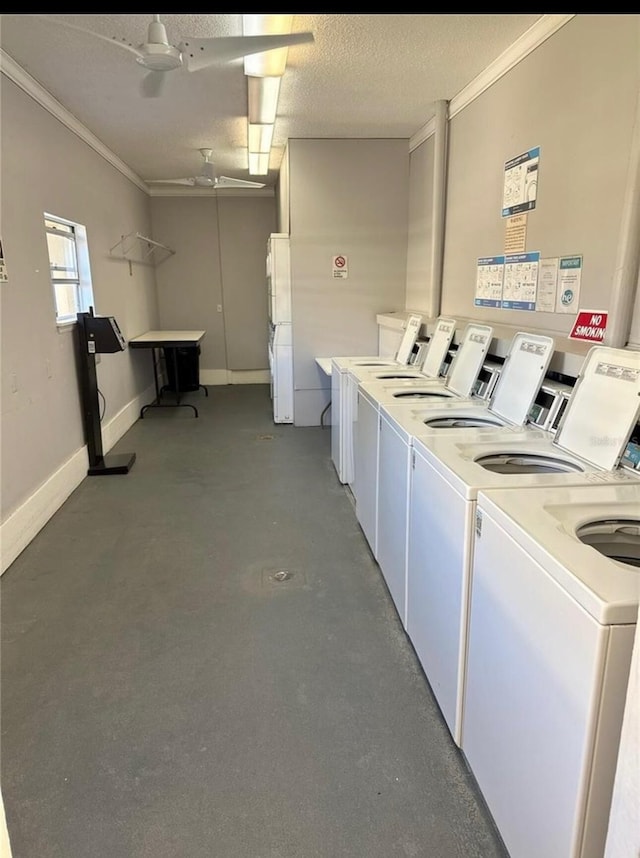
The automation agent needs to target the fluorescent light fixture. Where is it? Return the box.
[247,76,281,125]
[248,123,274,154]
[248,152,270,176]
[242,14,293,76]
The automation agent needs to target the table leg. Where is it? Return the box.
[139,345,198,418]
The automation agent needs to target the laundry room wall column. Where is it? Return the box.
[606,80,640,349]
[426,99,449,320]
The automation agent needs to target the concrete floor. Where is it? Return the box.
[1,384,509,858]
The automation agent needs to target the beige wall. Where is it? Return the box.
[409,15,640,338]
[287,138,410,425]
[150,195,276,375]
[0,77,157,548]
[405,135,435,313]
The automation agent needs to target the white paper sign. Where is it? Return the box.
[555,255,582,313]
[332,255,348,279]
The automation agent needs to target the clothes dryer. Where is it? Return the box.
[406,345,640,747]
[345,317,456,490]
[463,482,640,858]
[330,313,423,483]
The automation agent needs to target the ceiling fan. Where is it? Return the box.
[146,149,267,190]
[37,14,315,97]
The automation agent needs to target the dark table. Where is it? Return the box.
[129,330,207,418]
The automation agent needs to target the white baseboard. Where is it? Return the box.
[0,383,155,576]
[200,369,270,385]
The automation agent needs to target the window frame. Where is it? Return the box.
[44,213,96,329]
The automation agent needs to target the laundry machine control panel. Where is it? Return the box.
[621,423,640,472]
[471,359,503,401]
[527,380,575,433]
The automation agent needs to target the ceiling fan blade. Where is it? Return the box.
[180,32,314,73]
[215,176,266,189]
[146,178,196,186]
[140,70,166,98]
[35,15,145,60]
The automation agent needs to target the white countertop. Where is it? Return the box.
[315,357,332,376]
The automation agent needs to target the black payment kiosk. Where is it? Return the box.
[76,309,136,475]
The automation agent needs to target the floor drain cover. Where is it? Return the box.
[262,568,306,588]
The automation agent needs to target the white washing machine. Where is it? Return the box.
[406,345,640,747]
[330,313,423,483]
[352,322,495,565]
[364,334,554,628]
[345,317,457,490]
[463,482,640,858]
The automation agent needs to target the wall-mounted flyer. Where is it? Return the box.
[535,255,583,313]
[555,255,582,313]
[0,238,7,283]
[501,251,540,311]
[475,256,505,307]
[502,147,540,217]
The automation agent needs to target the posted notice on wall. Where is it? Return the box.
[0,238,7,282]
[502,147,540,217]
[332,254,348,279]
[555,255,582,313]
[536,255,582,313]
[475,256,505,307]
[569,309,608,342]
[501,251,540,311]
[504,214,528,254]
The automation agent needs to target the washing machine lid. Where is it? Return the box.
[331,356,396,371]
[420,318,456,378]
[553,346,640,470]
[487,332,555,426]
[395,313,423,365]
[445,323,494,397]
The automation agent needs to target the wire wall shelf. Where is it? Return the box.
[109,231,175,273]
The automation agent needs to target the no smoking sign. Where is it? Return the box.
[332,254,349,279]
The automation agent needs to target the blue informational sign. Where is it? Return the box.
[501,251,540,311]
[502,147,540,217]
[474,256,505,307]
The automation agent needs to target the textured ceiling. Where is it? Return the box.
[0,14,543,192]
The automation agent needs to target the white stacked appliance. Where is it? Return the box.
[267,233,293,423]
[330,313,423,484]
[403,344,640,753]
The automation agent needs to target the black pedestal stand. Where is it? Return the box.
[77,311,136,476]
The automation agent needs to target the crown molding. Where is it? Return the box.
[1,49,275,199]
[409,13,575,152]
[1,48,149,192]
[147,186,275,198]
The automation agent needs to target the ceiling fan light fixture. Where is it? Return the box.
[242,15,293,76]
[247,76,281,125]
[248,152,270,176]
[135,43,183,72]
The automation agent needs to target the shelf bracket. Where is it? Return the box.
[109,231,175,268]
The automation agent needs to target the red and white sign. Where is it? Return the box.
[569,309,608,342]
[332,254,348,279]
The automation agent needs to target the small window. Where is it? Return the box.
[44,214,95,326]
